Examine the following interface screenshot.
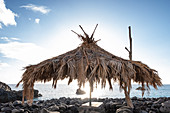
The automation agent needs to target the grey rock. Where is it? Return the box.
[116,106,133,113]
[12,109,20,113]
[140,110,147,113]
[76,88,86,95]
[160,100,170,113]
[132,96,138,100]
[19,109,24,112]
[33,108,39,113]
[49,105,59,111]
[13,100,22,106]
[78,106,104,113]
[153,98,164,104]
[9,102,14,108]
[41,108,49,113]
[59,103,67,111]
[70,100,77,105]
[0,81,11,91]
[110,102,116,109]
[32,103,39,109]
[0,89,42,103]
[65,110,72,113]
[149,111,156,113]
[40,108,60,113]
[23,103,29,108]
[116,105,123,109]
[151,103,161,109]
[105,102,110,110]
[67,105,78,113]
[145,101,153,105]
[1,107,12,112]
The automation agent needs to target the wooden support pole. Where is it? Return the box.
[125,26,133,108]
[125,26,133,95]
[89,86,92,106]
[129,26,132,61]
[123,86,134,108]
[125,26,132,61]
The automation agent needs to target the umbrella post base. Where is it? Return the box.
[89,87,92,106]
[123,86,134,108]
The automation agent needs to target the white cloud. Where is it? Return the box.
[28,18,31,21]
[35,18,40,24]
[1,37,20,42]
[0,0,18,27]
[0,41,55,64]
[21,4,50,14]
[10,37,20,41]
[1,37,10,41]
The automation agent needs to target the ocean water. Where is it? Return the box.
[8,83,170,100]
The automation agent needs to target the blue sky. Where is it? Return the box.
[0,0,170,84]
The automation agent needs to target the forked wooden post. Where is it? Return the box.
[125,26,132,60]
[125,26,134,108]
[127,26,132,95]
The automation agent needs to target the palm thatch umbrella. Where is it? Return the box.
[17,24,162,108]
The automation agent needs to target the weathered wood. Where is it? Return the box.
[79,25,89,39]
[125,26,132,61]
[125,26,133,108]
[123,85,134,108]
[71,30,85,41]
[129,26,132,61]
[125,47,130,53]
[127,80,131,96]
[89,84,92,106]
[128,26,132,96]
[90,24,98,40]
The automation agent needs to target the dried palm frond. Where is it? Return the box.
[17,25,162,106]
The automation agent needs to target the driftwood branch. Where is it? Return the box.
[79,25,89,38]
[125,26,132,61]
[71,30,85,41]
[90,24,98,40]
[94,39,101,44]
[125,47,130,53]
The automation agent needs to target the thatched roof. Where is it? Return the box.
[17,25,162,104]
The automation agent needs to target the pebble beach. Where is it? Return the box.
[0,97,170,113]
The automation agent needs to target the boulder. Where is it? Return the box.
[13,100,22,106]
[140,110,147,113]
[116,106,133,113]
[160,100,170,113]
[12,108,21,113]
[104,101,122,112]
[48,105,59,111]
[76,88,86,95]
[67,105,79,113]
[153,98,164,104]
[0,89,42,103]
[1,107,13,112]
[41,108,60,113]
[0,81,11,91]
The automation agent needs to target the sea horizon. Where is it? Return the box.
[8,83,170,101]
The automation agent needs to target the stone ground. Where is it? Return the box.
[0,97,170,113]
